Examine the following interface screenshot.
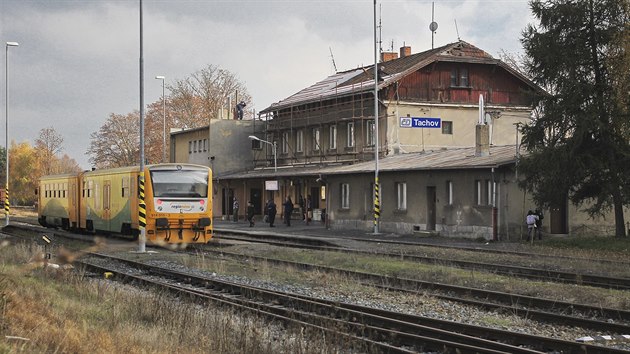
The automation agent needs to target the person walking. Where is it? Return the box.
[283,196,294,227]
[247,201,255,227]
[526,210,539,242]
[534,208,544,240]
[232,196,239,222]
[267,199,277,227]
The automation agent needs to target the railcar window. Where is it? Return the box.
[122,177,130,197]
[150,170,209,198]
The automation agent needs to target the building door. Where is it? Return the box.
[550,200,568,234]
[221,188,234,217]
[310,187,320,209]
[426,186,436,231]
[250,188,262,215]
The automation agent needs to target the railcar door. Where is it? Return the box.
[103,180,111,232]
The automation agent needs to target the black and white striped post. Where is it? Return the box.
[372,0,380,235]
[137,0,146,252]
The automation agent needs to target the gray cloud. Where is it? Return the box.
[1,0,534,169]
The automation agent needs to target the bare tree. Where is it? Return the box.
[87,65,253,167]
[87,112,140,168]
[168,64,252,129]
[57,154,82,174]
[35,127,64,175]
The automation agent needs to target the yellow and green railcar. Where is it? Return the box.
[142,164,213,243]
[37,173,80,230]
[38,163,213,245]
[79,166,139,236]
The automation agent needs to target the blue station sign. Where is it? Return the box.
[400,117,441,128]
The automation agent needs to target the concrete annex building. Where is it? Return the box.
[171,40,628,240]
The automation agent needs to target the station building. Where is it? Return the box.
[171,40,629,239]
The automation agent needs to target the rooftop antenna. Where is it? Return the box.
[429,2,438,49]
[454,18,461,41]
[329,46,338,73]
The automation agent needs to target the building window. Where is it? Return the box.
[475,180,482,205]
[346,122,355,147]
[442,121,453,135]
[367,120,375,147]
[487,180,494,206]
[446,180,453,205]
[313,128,321,151]
[296,130,304,152]
[450,67,469,87]
[329,125,337,150]
[460,68,469,87]
[282,132,289,154]
[341,183,350,209]
[396,182,407,210]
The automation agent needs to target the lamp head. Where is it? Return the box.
[6,42,19,47]
[155,75,165,80]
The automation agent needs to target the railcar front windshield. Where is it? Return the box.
[150,169,209,198]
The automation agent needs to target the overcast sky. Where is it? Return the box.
[0,0,534,169]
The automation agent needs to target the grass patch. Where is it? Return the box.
[0,241,352,354]
[541,235,630,253]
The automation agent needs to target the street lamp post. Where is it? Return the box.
[155,75,166,163]
[5,41,19,227]
[248,135,276,172]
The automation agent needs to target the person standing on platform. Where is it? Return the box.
[267,199,277,227]
[232,196,239,222]
[283,196,294,227]
[247,201,255,227]
[526,210,539,241]
[534,208,544,240]
[298,195,305,221]
[305,195,312,225]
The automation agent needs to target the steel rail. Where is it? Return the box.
[201,248,630,330]
[214,232,630,290]
[82,252,629,354]
[80,255,532,354]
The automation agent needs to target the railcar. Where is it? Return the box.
[38,173,80,230]
[37,163,213,244]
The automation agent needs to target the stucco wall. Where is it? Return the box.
[171,119,260,177]
[325,169,629,240]
[385,102,530,155]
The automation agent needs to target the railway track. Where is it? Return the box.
[198,247,630,335]
[214,232,630,290]
[6,223,630,351]
[79,252,629,354]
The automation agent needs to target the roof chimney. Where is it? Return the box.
[381,51,398,62]
[475,124,490,157]
[400,46,411,58]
